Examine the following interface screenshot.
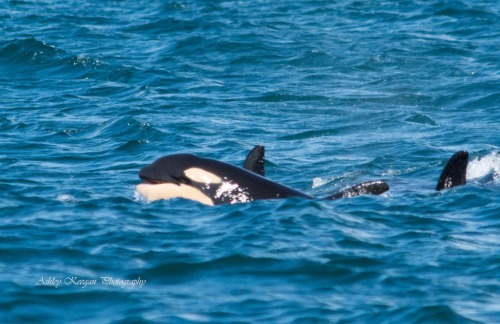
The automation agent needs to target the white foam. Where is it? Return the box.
[466,152,500,180]
[56,194,77,203]
[133,189,150,203]
[215,182,252,204]
[312,177,329,188]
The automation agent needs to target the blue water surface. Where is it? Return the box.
[1,0,499,323]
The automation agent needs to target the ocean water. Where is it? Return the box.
[1,0,499,322]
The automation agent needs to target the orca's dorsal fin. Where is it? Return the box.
[243,145,265,177]
[323,180,389,200]
[436,151,468,191]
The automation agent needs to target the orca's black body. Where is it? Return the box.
[139,153,311,205]
[137,147,389,205]
[325,180,390,199]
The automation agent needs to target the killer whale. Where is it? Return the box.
[137,153,311,205]
[136,147,389,205]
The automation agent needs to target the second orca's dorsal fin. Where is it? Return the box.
[323,180,390,200]
[436,151,468,191]
[243,145,265,177]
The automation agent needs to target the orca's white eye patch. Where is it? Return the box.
[184,168,222,184]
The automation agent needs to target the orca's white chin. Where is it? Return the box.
[135,182,214,206]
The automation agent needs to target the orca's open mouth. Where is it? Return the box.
[139,175,166,185]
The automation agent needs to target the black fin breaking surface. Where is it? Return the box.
[436,151,468,191]
[243,145,265,177]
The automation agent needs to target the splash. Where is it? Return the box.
[312,177,330,188]
[56,194,77,203]
[133,189,150,204]
[467,152,500,181]
[215,182,252,204]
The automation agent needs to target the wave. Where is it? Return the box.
[351,304,478,323]
[143,253,360,281]
[467,151,500,182]
[0,38,136,83]
[248,91,330,103]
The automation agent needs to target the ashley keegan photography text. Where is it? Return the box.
[35,276,147,289]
